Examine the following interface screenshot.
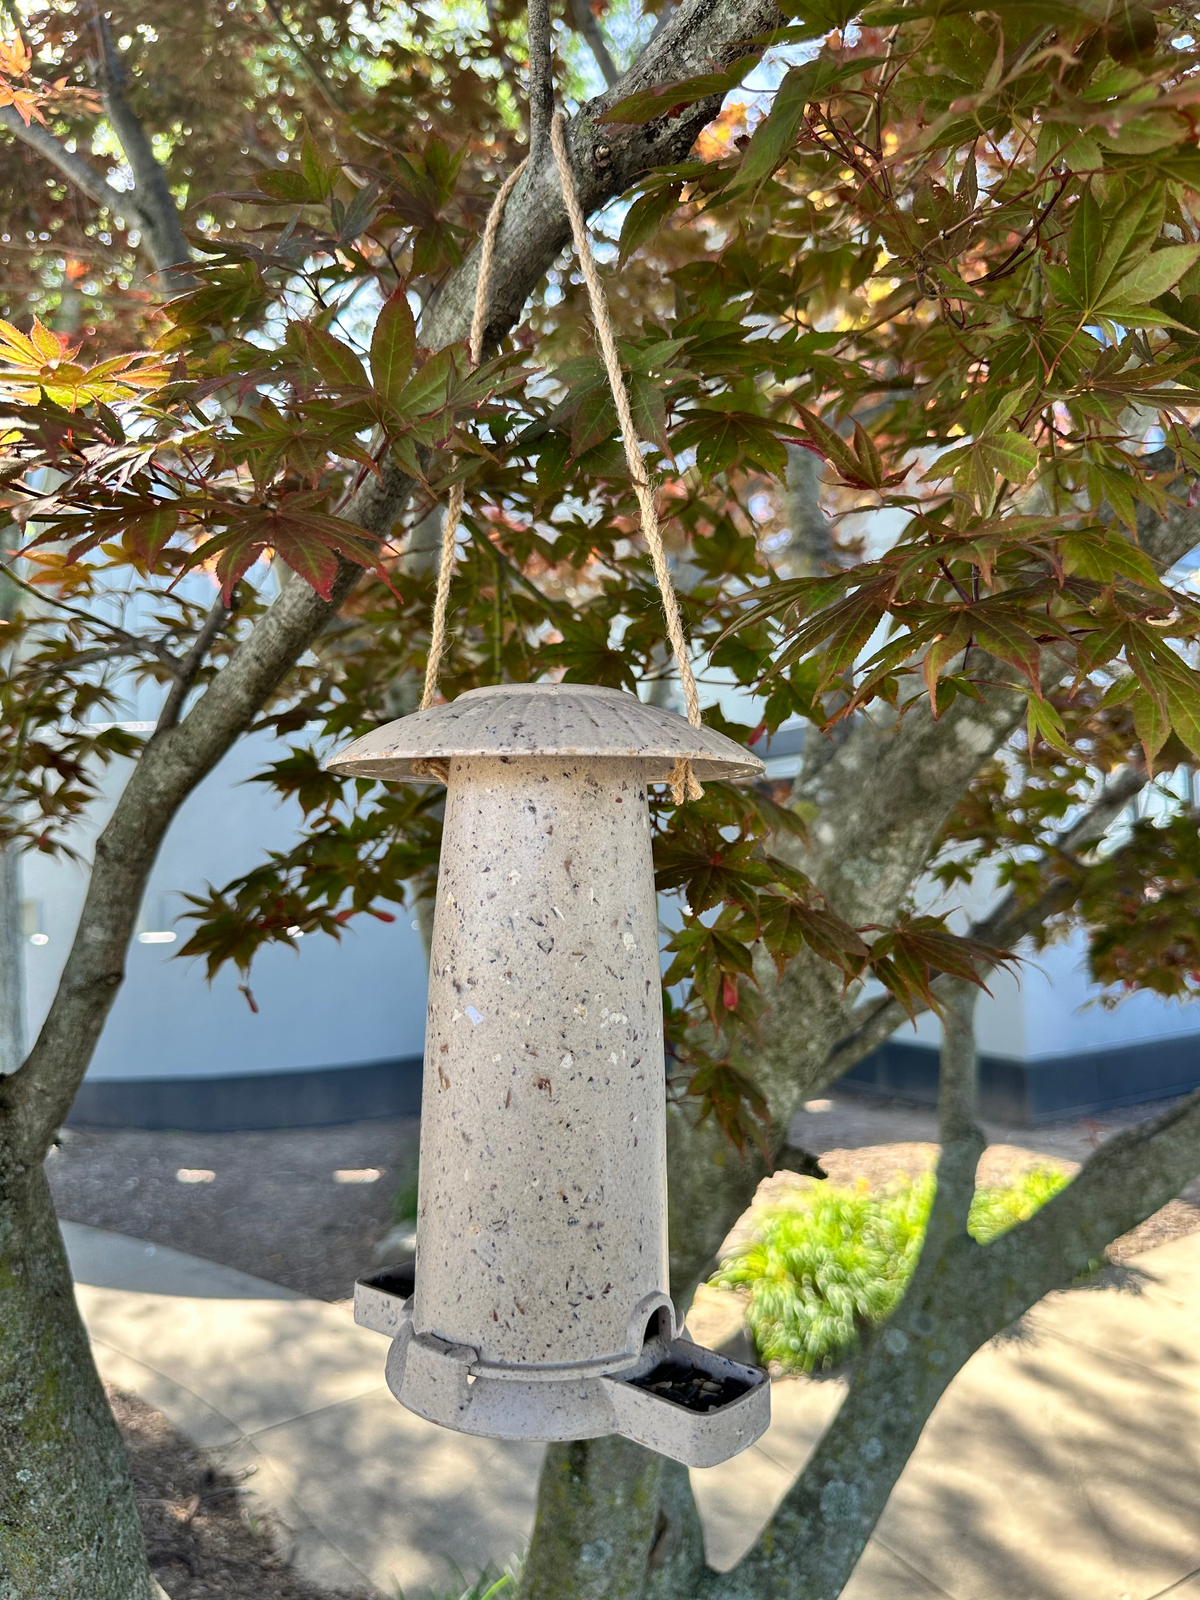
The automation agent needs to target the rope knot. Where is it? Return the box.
[669,757,704,805]
[411,757,451,784]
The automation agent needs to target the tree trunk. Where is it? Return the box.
[0,521,23,1081]
[521,1437,667,1600]
[0,1162,153,1600]
[0,843,21,1077]
[644,1458,708,1600]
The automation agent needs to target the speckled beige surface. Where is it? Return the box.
[416,754,670,1373]
[325,681,765,782]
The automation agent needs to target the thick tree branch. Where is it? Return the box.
[783,454,1200,934]
[784,441,833,575]
[422,0,782,354]
[0,461,409,1157]
[0,103,130,214]
[927,980,984,1236]
[0,520,23,1080]
[709,1074,1200,1600]
[736,473,1200,1136]
[821,764,1150,1083]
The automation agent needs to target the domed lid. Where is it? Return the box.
[325,682,765,782]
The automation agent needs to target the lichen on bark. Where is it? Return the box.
[0,1166,153,1600]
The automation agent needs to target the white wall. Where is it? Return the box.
[20,728,428,1082]
[897,926,1200,1062]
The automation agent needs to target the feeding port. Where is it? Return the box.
[355,1265,770,1467]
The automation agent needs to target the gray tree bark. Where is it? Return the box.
[0,1162,154,1600]
[522,1438,667,1600]
[0,521,23,1080]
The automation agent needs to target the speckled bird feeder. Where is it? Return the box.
[327,683,771,1466]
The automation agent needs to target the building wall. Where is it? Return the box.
[20,726,429,1110]
[17,691,1200,1129]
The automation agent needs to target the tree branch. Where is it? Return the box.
[260,0,347,114]
[0,519,24,1080]
[527,0,554,160]
[709,1067,1200,1600]
[151,596,231,736]
[926,979,984,1239]
[784,441,833,576]
[738,473,1198,1136]
[0,103,130,215]
[566,0,620,86]
[421,0,782,355]
[820,764,1150,1083]
[91,11,195,283]
[1,461,408,1157]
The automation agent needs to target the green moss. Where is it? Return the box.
[711,1165,1071,1372]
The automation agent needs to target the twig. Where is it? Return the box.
[526,0,554,160]
[0,558,185,672]
[260,0,347,113]
[152,596,232,736]
[566,0,618,86]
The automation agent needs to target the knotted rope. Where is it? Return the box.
[416,118,704,804]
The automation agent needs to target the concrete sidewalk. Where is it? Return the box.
[70,1221,1200,1600]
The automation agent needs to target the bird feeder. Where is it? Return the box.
[327,682,771,1466]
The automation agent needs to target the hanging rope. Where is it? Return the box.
[415,117,705,805]
[548,112,703,804]
[412,160,525,783]
[419,158,527,719]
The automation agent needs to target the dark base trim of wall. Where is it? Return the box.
[839,1034,1200,1125]
[66,1030,1200,1132]
[66,1055,424,1133]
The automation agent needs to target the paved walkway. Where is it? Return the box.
[70,1221,1200,1600]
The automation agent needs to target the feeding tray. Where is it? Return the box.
[355,1265,770,1468]
[331,684,770,1466]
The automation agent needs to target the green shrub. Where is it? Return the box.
[712,1166,1070,1373]
[395,1564,516,1600]
[390,1167,420,1225]
[967,1165,1072,1243]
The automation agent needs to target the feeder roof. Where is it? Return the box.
[325,683,765,782]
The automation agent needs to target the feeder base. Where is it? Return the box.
[355,1268,770,1468]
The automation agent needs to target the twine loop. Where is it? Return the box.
[415,115,704,804]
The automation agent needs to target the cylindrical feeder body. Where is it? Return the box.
[417,755,666,1376]
[326,683,764,1395]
